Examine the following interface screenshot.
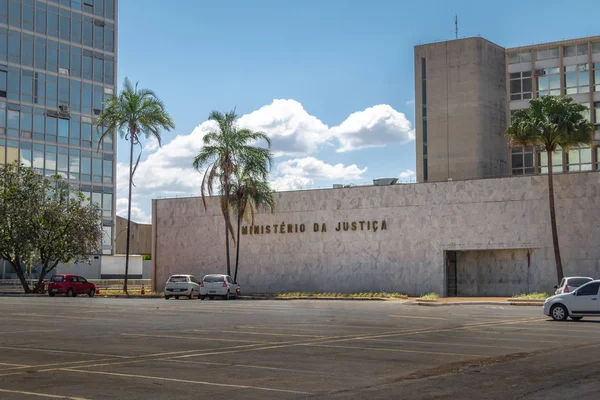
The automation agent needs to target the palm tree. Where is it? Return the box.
[505,96,594,283]
[192,110,272,276]
[96,78,174,293]
[230,162,275,284]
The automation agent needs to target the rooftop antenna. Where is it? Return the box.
[455,14,458,39]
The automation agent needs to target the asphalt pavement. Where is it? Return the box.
[0,297,599,399]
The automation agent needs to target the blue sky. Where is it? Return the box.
[116,0,600,222]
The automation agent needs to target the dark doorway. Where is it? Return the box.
[446,251,457,297]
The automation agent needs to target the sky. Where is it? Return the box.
[116,0,600,223]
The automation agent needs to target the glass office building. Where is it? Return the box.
[0,0,117,255]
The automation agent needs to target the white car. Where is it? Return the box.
[554,276,593,294]
[164,275,201,300]
[544,280,600,321]
[200,274,239,300]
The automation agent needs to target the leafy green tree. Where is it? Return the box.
[506,96,595,282]
[96,78,174,293]
[230,161,274,283]
[0,163,102,293]
[192,110,272,276]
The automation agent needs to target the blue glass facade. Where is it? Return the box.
[0,0,117,254]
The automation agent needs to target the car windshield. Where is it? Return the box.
[203,276,224,283]
[51,276,64,282]
[168,276,188,283]
[568,278,592,287]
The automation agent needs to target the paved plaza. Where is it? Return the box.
[0,297,599,399]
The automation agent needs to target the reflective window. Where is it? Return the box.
[594,63,600,92]
[564,44,588,57]
[536,48,559,60]
[23,4,34,31]
[45,145,56,174]
[46,116,57,136]
[80,154,90,175]
[564,64,589,95]
[567,147,592,172]
[58,118,68,137]
[69,148,80,178]
[508,52,532,65]
[47,6,59,38]
[536,67,561,97]
[539,147,564,174]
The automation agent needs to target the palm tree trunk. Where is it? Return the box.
[234,197,242,284]
[123,139,134,294]
[224,186,231,276]
[547,150,564,283]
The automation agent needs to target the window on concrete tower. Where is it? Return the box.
[511,146,535,175]
[567,147,592,172]
[564,64,589,95]
[536,67,560,97]
[510,71,532,101]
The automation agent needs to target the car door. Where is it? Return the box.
[78,276,90,294]
[189,276,199,294]
[570,282,600,314]
[67,276,79,293]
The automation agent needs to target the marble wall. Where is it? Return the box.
[152,172,600,296]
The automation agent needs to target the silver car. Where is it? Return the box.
[554,276,593,295]
[164,275,201,300]
[200,274,239,300]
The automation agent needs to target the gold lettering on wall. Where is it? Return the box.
[241,220,388,236]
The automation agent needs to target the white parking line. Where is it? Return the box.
[301,343,484,358]
[60,368,313,395]
[164,358,338,376]
[0,387,89,399]
[190,329,326,338]
[120,333,266,343]
[388,315,448,320]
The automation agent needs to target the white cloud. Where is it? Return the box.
[116,198,152,224]
[276,157,366,181]
[269,157,367,191]
[116,99,411,218]
[406,99,415,105]
[399,169,415,179]
[270,175,313,191]
[143,137,160,152]
[330,105,415,152]
[238,99,331,156]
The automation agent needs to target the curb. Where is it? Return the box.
[237,296,400,301]
[414,301,543,307]
[0,293,47,297]
[100,295,163,299]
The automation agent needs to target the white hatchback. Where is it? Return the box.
[164,275,201,300]
[544,280,600,321]
[200,274,239,300]
[554,276,593,295]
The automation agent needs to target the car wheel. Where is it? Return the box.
[550,304,568,321]
[175,296,179,300]
[571,316,583,321]
[48,291,55,297]
[209,296,214,300]
[88,289,95,298]
[199,295,206,300]
[188,292,194,300]
[67,288,74,297]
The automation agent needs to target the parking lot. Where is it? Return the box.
[0,297,599,399]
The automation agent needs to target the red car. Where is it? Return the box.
[48,274,97,297]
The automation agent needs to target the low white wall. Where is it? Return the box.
[101,255,143,279]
